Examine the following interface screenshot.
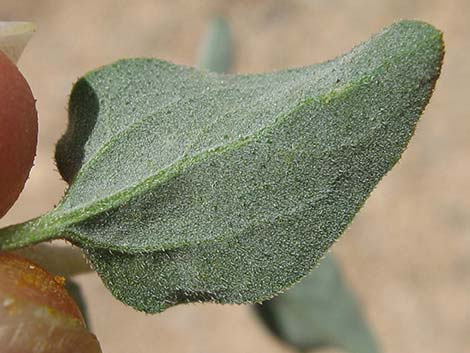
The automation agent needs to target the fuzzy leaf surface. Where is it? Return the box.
[0,21,443,313]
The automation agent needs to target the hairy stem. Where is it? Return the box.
[0,214,61,250]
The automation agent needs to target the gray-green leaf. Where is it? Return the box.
[198,17,233,73]
[255,255,380,353]
[0,20,443,313]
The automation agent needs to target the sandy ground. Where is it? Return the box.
[0,0,469,352]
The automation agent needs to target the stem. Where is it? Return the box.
[0,214,61,250]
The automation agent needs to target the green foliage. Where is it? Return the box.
[256,255,380,353]
[203,18,380,351]
[0,21,443,313]
[198,17,233,73]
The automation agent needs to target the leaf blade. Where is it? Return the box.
[60,20,442,251]
[0,20,444,313]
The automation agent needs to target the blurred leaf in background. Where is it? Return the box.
[198,16,233,73]
[255,255,380,353]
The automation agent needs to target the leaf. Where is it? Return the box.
[197,17,233,73]
[0,21,36,64]
[255,255,380,353]
[0,21,444,313]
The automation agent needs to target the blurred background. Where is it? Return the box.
[0,0,469,352]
